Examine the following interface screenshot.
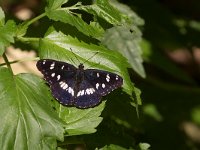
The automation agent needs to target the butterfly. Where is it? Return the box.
[36,59,123,108]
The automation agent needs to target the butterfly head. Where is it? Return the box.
[78,63,84,70]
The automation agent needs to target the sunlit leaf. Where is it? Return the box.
[0,67,64,149]
[0,20,16,55]
[0,7,5,26]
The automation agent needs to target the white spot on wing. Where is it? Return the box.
[43,60,46,64]
[85,88,95,95]
[116,75,119,80]
[106,74,110,82]
[51,73,55,77]
[68,87,74,96]
[102,83,105,88]
[50,62,55,70]
[61,65,64,70]
[63,83,68,89]
[96,83,99,89]
[57,75,61,81]
[60,81,66,88]
[97,73,100,77]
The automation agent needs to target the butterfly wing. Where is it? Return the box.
[36,59,77,105]
[84,69,123,96]
[74,80,101,108]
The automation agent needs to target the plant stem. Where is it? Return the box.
[0,57,39,67]
[17,37,39,43]
[26,13,46,26]
[2,53,14,75]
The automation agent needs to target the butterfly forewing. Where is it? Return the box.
[84,69,123,96]
[36,59,76,85]
[37,59,77,105]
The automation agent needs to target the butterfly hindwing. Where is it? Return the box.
[84,69,123,96]
[74,80,101,108]
[51,79,75,106]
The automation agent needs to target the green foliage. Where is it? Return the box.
[0,67,64,149]
[58,102,105,136]
[0,20,16,55]
[0,0,145,149]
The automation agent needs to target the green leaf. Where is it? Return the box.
[99,144,133,150]
[45,2,104,38]
[0,20,16,55]
[39,27,134,96]
[101,26,145,78]
[38,27,136,134]
[16,21,30,37]
[0,7,5,26]
[47,0,69,10]
[109,0,144,27]
[81,0,129,25]
[138,143,151,150]
[56,102,105,136]
[0,67,64,149]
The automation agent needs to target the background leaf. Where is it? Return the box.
[99,144,133,150]
[101,26,145,78]
[80,0,129,25]
[0,67,64,149]
[0,20,16,55]
[45,2,104,38]
[0,7,5,26]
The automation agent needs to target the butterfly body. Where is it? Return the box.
[36,59,123,108]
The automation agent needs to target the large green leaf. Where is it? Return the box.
[0,67,64,149]
[102,26,145,78]
[39,27,133,96]
[45,2,104,38]
[0,20,16,56]
[38,27,136,134]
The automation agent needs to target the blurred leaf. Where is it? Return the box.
[56,102,105,136]
[81,0,129,25]
[47,0,69,10]
[109,0,144,27]
[0,7,5,26]
[143,104,163,121]
[0,20,16,55]
[99,144,133,150]
[191,106,200,125]
[141,39,195,84]
[0,67,64,149]
[138,143,150,150]
[102,26,145,78]
[16,21,30,37]
[45,2,104,38]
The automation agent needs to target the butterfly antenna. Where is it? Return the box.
[82,52,99,65]
[70,48,81,65]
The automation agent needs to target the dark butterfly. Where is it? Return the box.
[36,59,123,108]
